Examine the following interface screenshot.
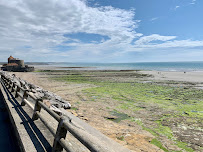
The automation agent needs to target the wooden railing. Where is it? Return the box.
[0,73,113,152]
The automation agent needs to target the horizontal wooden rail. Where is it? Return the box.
[36,111,56,136]
[38,101,60,122]
[23,99,34,110]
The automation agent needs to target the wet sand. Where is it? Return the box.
[141,70,203,83]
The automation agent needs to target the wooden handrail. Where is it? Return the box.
[0,73,117,152]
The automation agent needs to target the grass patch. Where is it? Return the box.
[71,107,78,111]
[151,138,169,152]
[34,70,42,72]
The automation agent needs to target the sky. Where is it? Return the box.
[0,0,203,62]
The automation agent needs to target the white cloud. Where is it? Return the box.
[0,0,203,62]
[175,5,180,10]
[152,39,203,48]
[130,37,203,51]
[0,0,140,61]
[190,0,196,4]
[150,17,159,22]
[135,34,176,45]
[120,39,203,55]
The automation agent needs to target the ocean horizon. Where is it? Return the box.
[28,61,203,72]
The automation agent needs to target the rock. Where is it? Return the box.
[31,89,37,93]
[44,91,54,99]
[28,84,36,89]
[49,100,62,108]
[43,100,51,108]
[78,113,84,117]
[70,111,78,117]
[55,95,62,100]
[82,117,88,121]
[36,88,43,92]
[1,71,71,111]
[62,103,71,109]
[34,92,44,98]
[50,105,62,116]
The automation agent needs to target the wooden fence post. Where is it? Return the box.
[11,82,15,92]
[52,117,68,152]
[20,81,23,87]
[32,99,42,121]
[6,78,10,86]
[15,86,21,98]
[7,79,10,87]
[21,90,28,106]
[1,76,4,84]
[8,80,12,88]
[4,77,8,86]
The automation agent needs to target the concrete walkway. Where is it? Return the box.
[0,91,21,152]
[0,82,53,152]
[0,76,131,152]
[0,81,90,152]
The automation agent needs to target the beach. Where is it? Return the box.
[1,0,203,151]
[10,68,203,152]
[141,70,203,83]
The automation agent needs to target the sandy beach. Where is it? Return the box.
[8,68,203,152]
[141,70,203,83]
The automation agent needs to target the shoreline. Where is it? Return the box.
[2,61,203,72]
[34,65,203,83]
[140,70,203,83]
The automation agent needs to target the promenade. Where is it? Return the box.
[0,91,20,152]
[0,72,131,152]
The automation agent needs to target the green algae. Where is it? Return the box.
[47,71,202,151]
[151,138,169,152]
[83,82,203,119]
[133,119,194,152]
[71,107,78,111]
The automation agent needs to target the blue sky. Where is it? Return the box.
[0,0,203,62]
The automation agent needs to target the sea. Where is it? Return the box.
[32,61,203,72]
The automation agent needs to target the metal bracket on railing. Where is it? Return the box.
[52,116,68,152]
[32,98,42,121]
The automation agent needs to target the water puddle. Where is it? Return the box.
[191,111,203,113]
[109,111,130,123]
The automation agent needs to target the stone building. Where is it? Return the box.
[1,56,34,72]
